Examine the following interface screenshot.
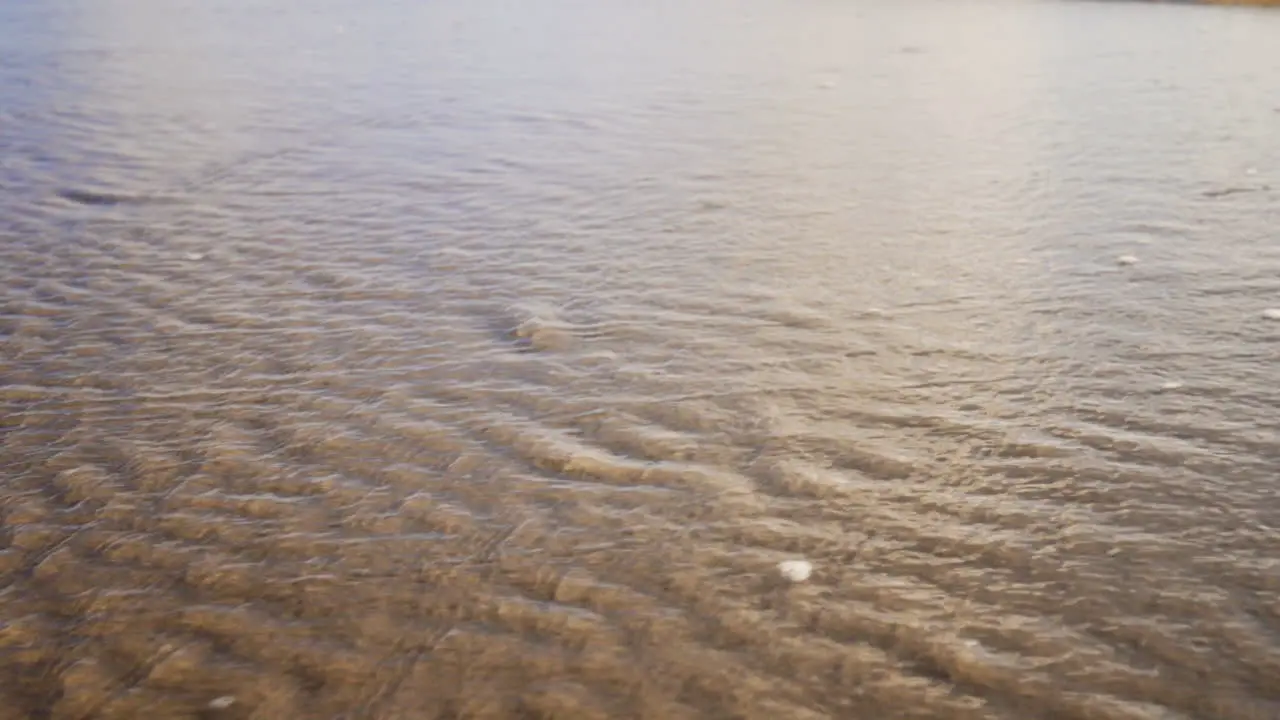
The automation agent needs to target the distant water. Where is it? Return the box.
[2,1,1279,718]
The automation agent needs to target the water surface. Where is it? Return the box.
[2,0,1279,718]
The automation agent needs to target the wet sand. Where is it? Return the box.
[3,0,1280,718]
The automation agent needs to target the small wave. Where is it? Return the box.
[503,302,577,352]
[55,188,175,207]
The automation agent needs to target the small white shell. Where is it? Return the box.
[1116,255,1139,266]
[1262,308,1280,321]
[185,252,207,261]
[1159,381,1184,391]
[777,560,813,582]
[208,696,236,710]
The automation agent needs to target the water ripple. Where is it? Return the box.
[3,0,1280,718]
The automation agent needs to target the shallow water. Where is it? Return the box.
[2,0,1279,718]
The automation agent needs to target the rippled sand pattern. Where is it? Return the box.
[4,1,1280,718]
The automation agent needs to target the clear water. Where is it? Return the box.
[2,1,1279,718]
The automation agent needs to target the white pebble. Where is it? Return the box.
[1159,381,1184,391]
[1263,309,1280,321]
[777,560,813,582]
[185,252,207,261]
[208,696,236,710]
[1116,255,1139,266]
